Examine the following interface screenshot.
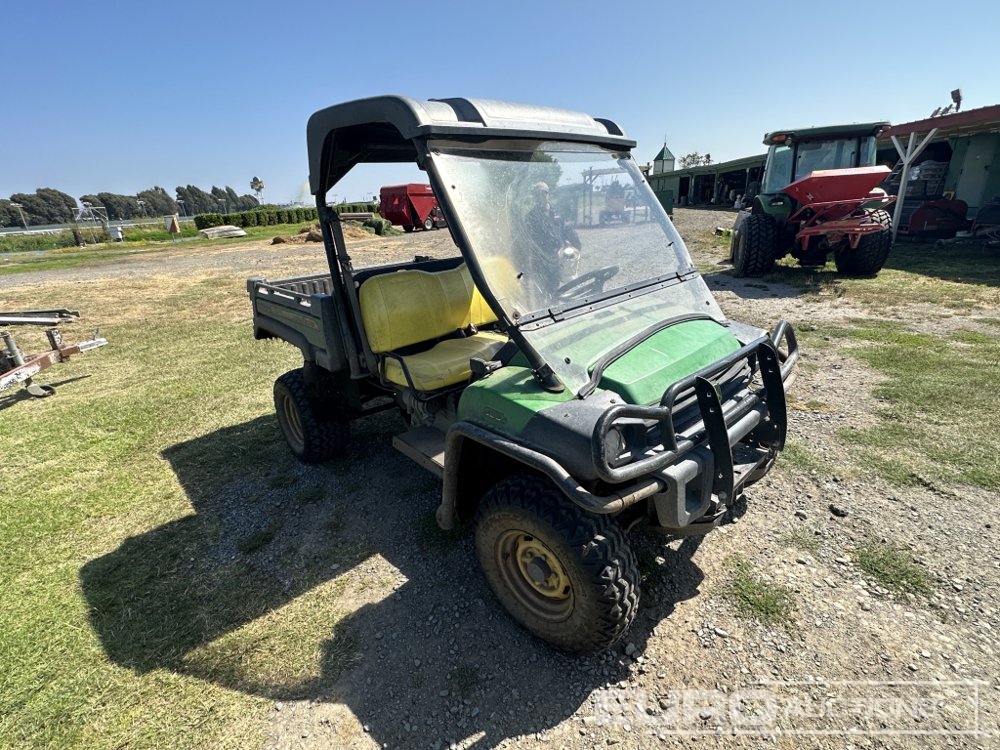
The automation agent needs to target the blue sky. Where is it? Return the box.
[1,0,996,207]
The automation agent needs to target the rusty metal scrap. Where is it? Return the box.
[0,323,107,398]
[0,309,80,326]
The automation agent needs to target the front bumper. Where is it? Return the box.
[593,319,798,531]
[441,321,797,532]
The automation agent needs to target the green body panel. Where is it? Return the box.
[458,365,574,436]
[458,320,741,436]
[598,319,741,404]
[756,193,792,217]
[256,298,324,347]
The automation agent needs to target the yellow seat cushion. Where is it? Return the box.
[359,264,498,353]
[384,331,508,390]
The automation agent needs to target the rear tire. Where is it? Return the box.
[403,225,414,233]
[835,209,892,276]
[733,213,777,277]
[474,475,640,654]
[423,216,434,231]
[274,368,348,464]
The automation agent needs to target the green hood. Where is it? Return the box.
[597,319,740,404]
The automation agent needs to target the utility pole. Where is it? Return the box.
[9,202,28,229]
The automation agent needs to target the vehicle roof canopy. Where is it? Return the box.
[307,95,636,196]
[763,122,889,146]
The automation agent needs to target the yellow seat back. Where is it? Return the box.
[359,264,498,353]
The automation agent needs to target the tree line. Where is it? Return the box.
[0,185,260,227]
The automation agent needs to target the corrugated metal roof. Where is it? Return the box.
[669,153,767,177]
[880,105,1000,141]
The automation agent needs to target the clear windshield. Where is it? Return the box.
[429,140,725,395]
[762,144,793,192]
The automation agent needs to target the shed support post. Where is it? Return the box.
[890,128,939,241]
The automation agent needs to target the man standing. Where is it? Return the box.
[524,181,580,294]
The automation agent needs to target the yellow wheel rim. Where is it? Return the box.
[280,393,305,453]
[495,530,573,622]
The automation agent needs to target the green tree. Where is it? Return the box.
[678,152,713,168]
[9,188,77,225]
[210,186,230,214]
[0,199,22,228]
[96,193,139,220]
[136,186,177,217]
[176,185,218,215]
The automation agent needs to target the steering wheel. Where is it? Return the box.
[556,265,620,299]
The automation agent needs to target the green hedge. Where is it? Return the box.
[193,207,323,230]
[194,213,224,229]
[334,203,378,214]
[193,203,379,231]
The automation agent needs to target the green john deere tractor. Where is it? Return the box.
[731,123,896,277]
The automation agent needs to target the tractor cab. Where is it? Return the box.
[759,124,882,196]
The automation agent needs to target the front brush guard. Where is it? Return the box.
[592,320,798,493]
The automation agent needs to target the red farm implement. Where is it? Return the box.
[379,183,447,232]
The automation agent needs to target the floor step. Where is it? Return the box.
[392,426,446,478]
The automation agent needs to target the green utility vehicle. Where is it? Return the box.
[248,96,798,653]
[731,123,896,277]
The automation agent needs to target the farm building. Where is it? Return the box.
[647,153,766,213]
[877,105,1000,237]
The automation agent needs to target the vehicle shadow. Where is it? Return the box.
[79,411,706,748]
[703,239,1000,302]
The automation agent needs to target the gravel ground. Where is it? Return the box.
[7,211,996,749]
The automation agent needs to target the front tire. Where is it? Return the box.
[835,209,892,276]
[274,368,348,464]
[474,475,640,653]
[732,213,777,277]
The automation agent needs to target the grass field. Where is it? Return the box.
[1,228,998,748]
[761,240,1000,493]
[1,270,297,748]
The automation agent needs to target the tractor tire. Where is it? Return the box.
[732,213,777,277]
[835,209,893,276]
[474,474,640,654]
[274,368,348,464]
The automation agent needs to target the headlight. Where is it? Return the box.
[603,427,625,464]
